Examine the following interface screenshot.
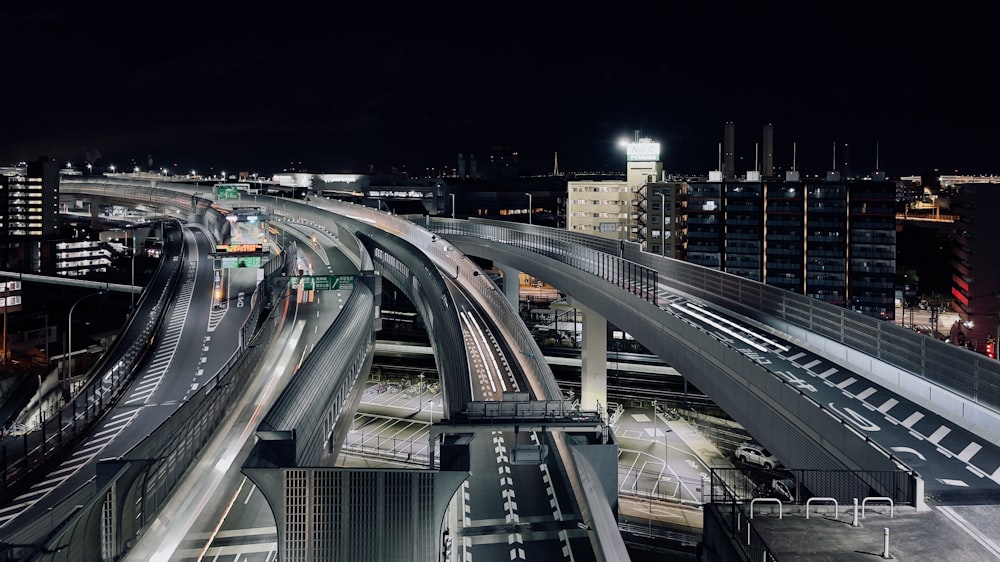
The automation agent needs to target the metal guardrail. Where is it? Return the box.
[617,520,701,549]
[0,257,290,561]
[0,220,186,500]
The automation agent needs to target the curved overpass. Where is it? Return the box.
[425,217,1000,505]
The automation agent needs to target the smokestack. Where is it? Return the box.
[762,123,774,176]
[723,122,735,180]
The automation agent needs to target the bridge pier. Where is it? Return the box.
[500,264,520,308]
[571,298,608,417]
[90,196,103,230]
[243,432,468,562]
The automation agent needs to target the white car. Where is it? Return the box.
[735,443,782,469]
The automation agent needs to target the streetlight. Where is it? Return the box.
[131,231,137,309]
[652,400,671,493]
[525,193,533,225]
[67,291,104,393]
[450,193,456,219]
[418,373,425,415]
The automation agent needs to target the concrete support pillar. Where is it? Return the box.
[500,264,520,309]
[571,299,608,417]
[90,197,102,230]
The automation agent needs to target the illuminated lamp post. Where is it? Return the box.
[68,291,104,393]
[651,399,672,497]
[418,373,425,415]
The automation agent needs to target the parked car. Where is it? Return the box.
[735,443,782,469]
[754,478,795,502]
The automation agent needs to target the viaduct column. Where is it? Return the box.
[500,264,520,309]
[90,196,103,229]
[570,298,608,418]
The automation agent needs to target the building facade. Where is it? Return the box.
[950,183,1000,355]
[683,176,896,319]
[566,136,663,242]
[565,178,630,238]
[641,182,687,258]
[1,156,61,270]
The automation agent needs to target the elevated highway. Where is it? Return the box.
[14,178,1000,560]
[28,180,627,561]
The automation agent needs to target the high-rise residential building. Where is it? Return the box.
[641,182,687,258]
[1,156,61,270]
[684,174,896,320]
[950,183,1000,355]
[846,178,897,318]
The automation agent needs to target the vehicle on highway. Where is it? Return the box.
[735,442,782,469]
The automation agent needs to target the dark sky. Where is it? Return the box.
[2,5,997,178]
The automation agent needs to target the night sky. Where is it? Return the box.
[2,5,997,178]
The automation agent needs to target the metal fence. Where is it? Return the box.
[709,467,916,507]
[705,466,913,562]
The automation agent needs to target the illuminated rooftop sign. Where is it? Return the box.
[215,243,263,254]
[626,139,661,162]
[367,189,430,199]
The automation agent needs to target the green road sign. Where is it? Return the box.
[216,185,240,200]
[289,275,355,290]
[221,256,261,268]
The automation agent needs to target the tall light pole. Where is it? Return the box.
[450,193,456,218]
[68,291,104,393]
[418,373,425,415]
[652,399,670,495]
[131,231,136,309]
[525,193,533,225]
